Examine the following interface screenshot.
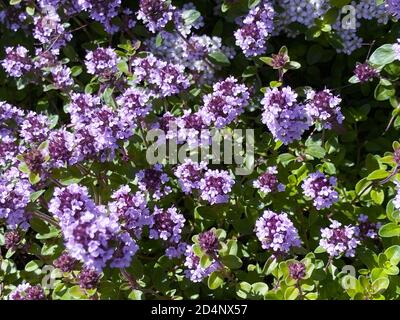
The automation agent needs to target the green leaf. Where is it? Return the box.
[29,172,41,185]
[251,282,268,296]
[117,61,129,75]
[128,290,143,300]
[25,260,41,272]
[371,277,390,294]
[181,9,201,26]
[284,287,299,300]
[221,255,242,269]
[384,245,400,265]
[69,285,85,299]
[248,0,261,8]
[70,66,82,77]
[374,83,395,101]
[30,190,46,202]
[306,145,326,159]
[369,44,396,66]
[208,271,224,290]
[370,189,384,205]
[208,51,230,66]
[379,223,400,238]
[10,0,21,5]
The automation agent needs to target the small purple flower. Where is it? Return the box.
[176,110,209,147]
[165,242,188,259]
[174,159,208,194]
[319,220,360,257]
[261,86,311,145]
[54,252,77,272]
[184,245,220,282]
[109,185,151,238]
[355,214,381,240]
[305,89,343,129]
[234,1,275,57]
[19,111,50,144]
[253,166,285,194]
[137,0,175,33]
[51,65,74,89]
[85,47,119,78]
[199,76,249,128]
[1,46,32,77]
[9,283,45,300]
[198,169,235,205]
[255,210,301,256]
[198,230,219,255]
[289,262,306,280]
[78,266,101,289]
[302,171,339,210]
[386,0,400,18]
[353,62,379,83]
[136,164,172,200]
[393,39,400,61]
[149,206,185,243]
[48,129,75,168]
[4,230,22,250]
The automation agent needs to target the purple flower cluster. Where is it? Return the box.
[253,166,285,194]
[48,129,75,168]
[261,86,311,144]
[288,262,306,280]
[319,220,360,257]
[305,89,343,129]
[199,77,249,128]
[386,0,400,18]
[85,47,119,78]
[394,39,400,61]
[19,111,50,145]
[199,169,235,205]
[51,65,74,90]
[1,46,32,78]
[78,266,101,289]
[255,210,301,256]
[353,62,379,83]
[176,110,209,147]
[165,242,188,259]
[109,185,151,238]
[302,171,339,210]
[149,206,185,243]
[136,164,172,200]
[81,0,121,33]
[49,184,138,271]
[174,159,208,194]
[0,167,32,230]
[355,214,381,240]
[137,0,175,33]
[0,5,28,32]
[198,229,219,255]
[54,252,77,272]
[8,283,46,300]
[132,54,190,97]
[4,230,22,250]
[234,1,275,57]
[184,245,220,282]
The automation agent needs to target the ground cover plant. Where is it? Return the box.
[1,0,400,300]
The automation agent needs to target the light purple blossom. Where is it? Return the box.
[255,210,301,255]
[198,169,234,205]
[85,47,119,78]
[319,220,360,257]
[149,206,186,243]
[8,283,45,300]
[261,86,311,145]
[302,171,339,210]
[174,159,208,194]
[305,89,343,129]
[19,111,50,144]
[136,164,172,200]
[1,46,32,77]
[48,129,75,168]
[394,39,400,61]
[199,76,249,128]
[355,214,381,240]
[386,0,400,18]
[353,62,379,83]
[184,245,220,282]
[176,110,209,147]
[51,65,74,89]
[234,1,275,57]
[165,242,188,259]
[253,166,285,194]
[137,0,175,33]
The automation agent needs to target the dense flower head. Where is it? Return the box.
[305,89,343,129]
[109,185,152,238]
[173,2,204,36]
[176,110,209,147]
[184,245,220,282]
[85,47,119,78]
[302,171,339,210]
[320,220,360,257]
[54,252,77,272]
[132,54,190,97]
[394,39,400,61]
[49,184,138,270]
[80,0,121,33]
[1,46,32,78]
[0,101,25,125]
[33,11,72,50]
[0,5,28,32]
[0,129,20,167]
[19,111,50,145]
[355,214,381,240]
[261,86,311,144]
[353,62,380,83]
[4,230,22,250]
[78,266,101,289]
[137,0,175,33]
[8,283,46,300]
[199,76,250,128]
[255,210,301,255]
[0,167,32,230]
[253,166,285,194]
[149,206,185,243]
[165,242,188,259]
[48,129,74,168]
[174,159,208,194]
[198,230,219,255]
[199,169,235,205]
[51,65,74,89]
[289,262,306,280]
[136,164,172,200]
[386,0,400,18]
[234,1,275,57]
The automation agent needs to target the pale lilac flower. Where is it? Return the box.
[198,169,234,205]
[8,283,45,300]
[137,0,175,33]
[184,245,220,282]
[174,159,208,194]
[353,62,379,83]
[149,206,185,243]
[85,47,119,78]
[302,171,339,210]
[355,214,381,240]
[253,166,285,194]
[136,164,172,200]
[1,46,32,77]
